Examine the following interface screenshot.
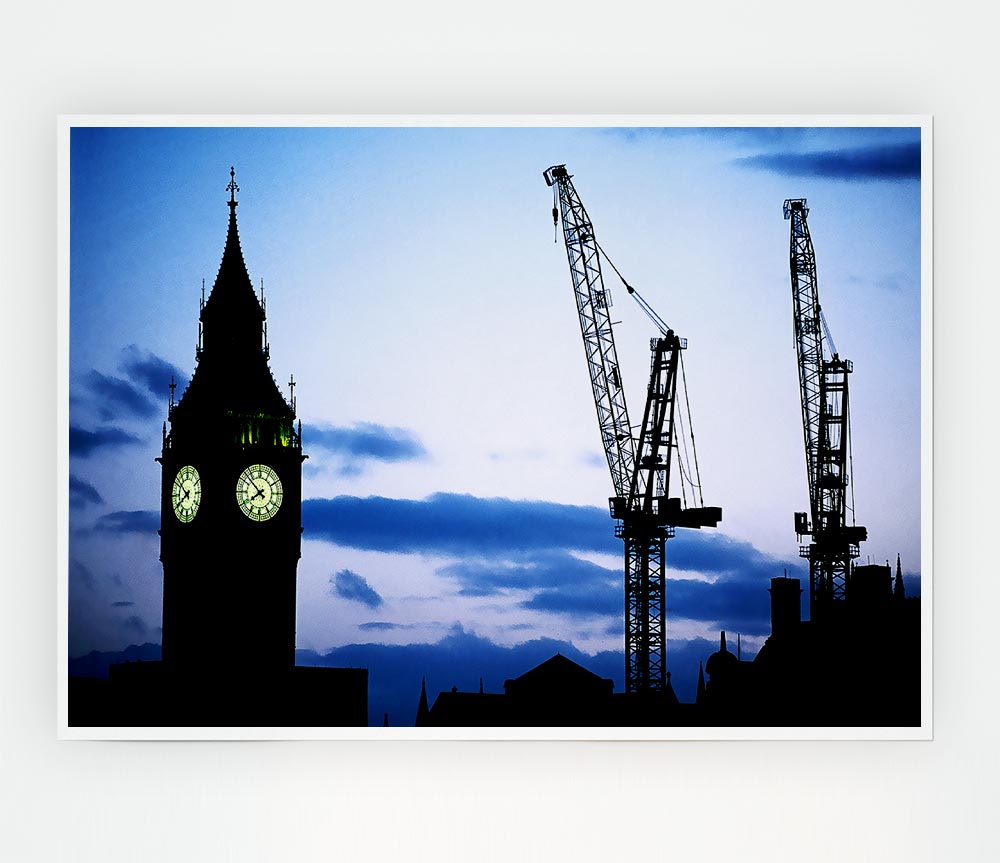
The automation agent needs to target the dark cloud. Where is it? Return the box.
[304,492,805,634]
[359,621,406,631]
[123,615,148,636]
[69,474,104,507]
[120,345,186,398]
[331,569,384,609]
[69,559,97,592]
[305,423,427,465]
[110,601,135,608]
[86,370,158,420]
[735,142,920,181]
[302,493,615,557]
[523,582,620,617]
[69,425,144,456]
[440,551,616,595]
[94,510,159,535]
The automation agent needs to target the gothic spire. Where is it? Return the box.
[171,169,293,425]
[416,676,430,726]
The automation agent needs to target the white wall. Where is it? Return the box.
[1,2,993,860]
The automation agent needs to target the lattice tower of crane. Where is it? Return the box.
[784,199,867,620]
[545,165,721,694]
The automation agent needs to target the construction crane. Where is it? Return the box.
[545,165,721,694]
[784,198,867,621]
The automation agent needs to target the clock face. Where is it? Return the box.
[172,465,202,523]
[236,463,283,522]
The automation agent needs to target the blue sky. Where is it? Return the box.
[67,122,923,722]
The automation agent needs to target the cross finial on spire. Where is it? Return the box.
[227,166,239,209]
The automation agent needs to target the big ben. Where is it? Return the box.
[158,169,303,681]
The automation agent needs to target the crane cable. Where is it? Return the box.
[593,239,671,336]
[678,350,705,508]
[588,234,706,511]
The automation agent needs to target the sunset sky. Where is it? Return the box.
[66,121,924,724]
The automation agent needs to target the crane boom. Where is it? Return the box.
[544,165,637,500]
[784,199,867,618]
[547,164,720,693]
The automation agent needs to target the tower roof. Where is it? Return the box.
[171,169,293,428]
[200,167,262,328]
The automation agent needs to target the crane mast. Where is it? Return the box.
[546,165,720,694]
[784,199,867,620]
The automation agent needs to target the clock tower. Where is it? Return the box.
[158,169,303,680]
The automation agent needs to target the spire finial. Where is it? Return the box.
[227,166,239,210]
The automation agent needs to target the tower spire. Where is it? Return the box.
[416,676,430,726]
[227,166,239,210]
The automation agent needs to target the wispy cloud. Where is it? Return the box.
[330,569,384,609]
[86,370,158,420]
[305,423,428,474]
[123,615,148,636]
[69,474,104,507]
[735,142,920,181]
[93,510,158,534]
[69,425,144,457]
[120,345,186,398]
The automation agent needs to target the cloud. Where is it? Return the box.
[523,582,620,617]
[69,474,104,507]
[305,422,428,472]
[86,370,158,419]
[440,551,615,595]
[123,616,148,636]
[606,127,820,147]
[120,345,186,398]
[94,510,159,535]
[331,569,384,609]
[438,542,796,635]
[359,621,407,631]
[70,559,97,592]
[110,601,135,608]
[735,142,920,181]
[302,493,615,556]
[304,492,805,634]
[69,425,144,456]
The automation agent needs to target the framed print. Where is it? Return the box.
[59,116,930,739]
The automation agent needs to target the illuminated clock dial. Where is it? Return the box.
[172,465,202,523]
[236,463,283,522]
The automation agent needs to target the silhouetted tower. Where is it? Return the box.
[545,164,720,693]
[158,168,304,676]
[784,199,867,621]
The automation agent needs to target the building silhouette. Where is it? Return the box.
[69,171,367,727]
[417,564,920,728]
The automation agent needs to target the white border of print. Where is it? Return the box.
[58,114,932,742]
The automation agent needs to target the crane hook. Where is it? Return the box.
[551,185,559,242]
